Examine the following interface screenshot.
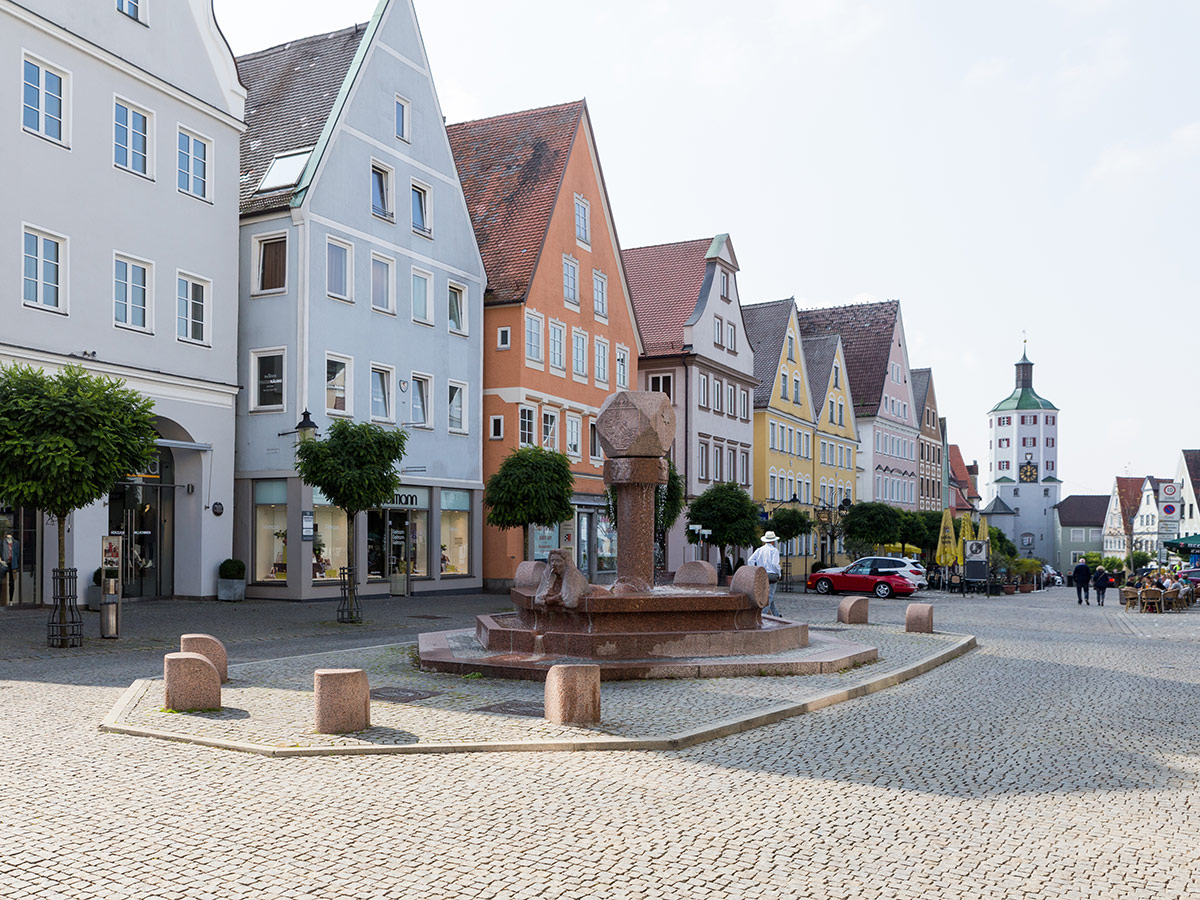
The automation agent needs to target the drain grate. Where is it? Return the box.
[472,700,545,717]
[369,688,443,703]
[406,614,451,620]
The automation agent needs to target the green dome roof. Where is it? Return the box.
[989,387,1058,412]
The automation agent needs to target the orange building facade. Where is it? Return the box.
[449,102,641,589]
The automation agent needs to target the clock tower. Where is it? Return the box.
[984,349,1060,561]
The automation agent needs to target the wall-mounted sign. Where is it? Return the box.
[301,511,314,541]
[386,487,430,509]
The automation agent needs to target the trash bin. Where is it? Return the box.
[100,578,121,639]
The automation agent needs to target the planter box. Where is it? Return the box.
[1018,583,1034,593]
[1002,584,1017,595]
[217,578,245,602]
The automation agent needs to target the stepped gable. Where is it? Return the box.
[621,238,714,357]
[447,101,584,304]
[742,299,794,407]
[1055,495,1109,527]
[237,25,365,215]
[795,300,899,418]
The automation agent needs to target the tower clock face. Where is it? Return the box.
[1019,462,1038,483]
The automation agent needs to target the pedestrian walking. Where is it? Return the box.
[748,531,782,617]
[1073,558,1091,605]
[1092,566,1111,606]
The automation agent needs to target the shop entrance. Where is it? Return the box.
[0,505,39,606]
[108,448,175,599]
[367,509,410,596]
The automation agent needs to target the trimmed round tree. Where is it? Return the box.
[686,482,760,567]
[294,419,407,624]
[484,446,575,560]
[0,364,157,646]
[841,501,902,560]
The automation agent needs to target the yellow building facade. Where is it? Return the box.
[805,335,859,564]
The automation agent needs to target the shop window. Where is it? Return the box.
[440,490,471,576]
[312,492,348,581]
[596,513,617,573]
[253,480,287,583]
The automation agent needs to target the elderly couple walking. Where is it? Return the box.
[1072,559,1112,606]
[747,531,782,617]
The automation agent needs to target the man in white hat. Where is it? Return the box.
[748,530,782,617]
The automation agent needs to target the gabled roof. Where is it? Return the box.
[446,101,583,304]
[621,238,715,357]
[980,496,1016,516]
[742,299,794,408]
[237,24,366,215]
[948,445,972,490]
[910,368,931,415]
[801,335,840,410]
[1182,450,1200,500]
[795,300,900,418]
[1115,476,1142,523]
[1055,495,1109,527]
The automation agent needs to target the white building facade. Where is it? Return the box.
[1,0,245,603]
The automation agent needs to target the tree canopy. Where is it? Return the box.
[686,482,760,559]
[294,419,408,517]
[767,506,813,544]
[842,502,902,556]
[484,446,575,531]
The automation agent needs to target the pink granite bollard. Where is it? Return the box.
[514,560,546,588]
[544,664,601,725]
[163,652,221,711]
[837,596,869,625]
[905,602,934,633]
[314,668,370,734]
[730,565,769,609]
[674,561,718,586]
[180,633,228,683]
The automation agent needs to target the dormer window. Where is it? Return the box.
[257,149,312,193]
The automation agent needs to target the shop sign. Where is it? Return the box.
[531,524,560,561]
[560,520,576,553]
[387,487,430,509]
[301,511,314,542]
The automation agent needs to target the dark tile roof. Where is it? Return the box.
[910,367,931,415]
[795,300,899,418]
[447,101,584,304]
[801,334,839,409]
[1055,494,1109,527]
[621,238,713,357]
[237,25,365,215]
[741,299,793,408]
[980,496,1016,516]
[1183,450,1200,500]
[1115,476,1142,523]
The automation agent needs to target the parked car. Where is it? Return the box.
[1175,567,1200,584]
[1042,565,1063,586]
[898,558,928,589]
[819,556,926,590]
[807,560,917,598]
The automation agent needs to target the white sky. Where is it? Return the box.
[214,0,1199,497]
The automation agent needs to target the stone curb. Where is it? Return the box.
[98,632,977,757]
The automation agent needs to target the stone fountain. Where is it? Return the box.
[419,391,875,680]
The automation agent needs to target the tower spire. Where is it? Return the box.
[1015,345,1033,388]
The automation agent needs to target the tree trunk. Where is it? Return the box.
[57,514,66,626]
[346,510,356,606]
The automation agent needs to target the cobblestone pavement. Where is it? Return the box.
[3,587,1199,898]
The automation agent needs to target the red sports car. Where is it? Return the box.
[807,561,916,598]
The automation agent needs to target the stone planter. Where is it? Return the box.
[217,578,245,602]
[1018,583,1034,593]
[1002,584,1017,595]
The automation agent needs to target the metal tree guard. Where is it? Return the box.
[47,568,83,648]
[337,566,361,624]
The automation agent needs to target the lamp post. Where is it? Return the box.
[765,492,802,592]
[814,497,853,567]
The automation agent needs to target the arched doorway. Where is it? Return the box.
[107,446,175,598]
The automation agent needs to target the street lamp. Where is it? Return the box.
[765,492,802,592]
[279,409,319,442]
[814,497,853,567]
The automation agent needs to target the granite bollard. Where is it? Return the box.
[674,561,718,586]
[314,668,370,734]
[837,596,869,625]
[163,652,221,712]
[729,565,769,609]
[514,560,546,588]
[905,602,934,633]
[544,664,601,725]
[180,633,228,683]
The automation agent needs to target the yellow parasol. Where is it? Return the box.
[977,515,989,551]
[935,508,957,567]
[957,515,976,567]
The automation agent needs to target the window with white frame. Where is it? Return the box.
[113,254,149,330]
[769,421,777,449]
[592,271,607,318]
[326,238,351,300]
[727,323,736,350]
[1046,460,1055,471]
[616,346,629,388]
[698,442,709,480]
[649,373,673,400]
[177,129,209,199]
[371,255,395,312]
[998,460,1011,470]
[713,446,723,481]
[713,379,723,412]
[566,415,582,457]
[720,271,729,298]
[410,374,431,427]
[699,373,709,407]
[371,163,393,219]
[23,228,64,311]
[549,321,566,370]
[325,354,352,414]
[254,234,286,293]
[114,98,151,176]
[394,95,410,141]
[497,326,511,350]
[740,389,749,420]
[589,422,601,459]
[727,383,735,415]
[574,195,590,244]
[525,312,543,363]
[838,400,844,426]
[770,473,777,499]
[793,375,801,402]
[1046,437,1056,447]
[787,334,796,361]
[371,365,393,422]
[22,57,67,144]
[595,338,609,383]
[411,182,431,237]
[447,284,466,333]
[572,330,588,378]
[411,269,432,323]
[828,399,835,424]
[728,448,736,482]
[519,406,535,446]
[714,317,724,347]
[116,0,141,20]
[447,381,465,432]
[542,409,558,449]
[250,349,285,411]
[176,273,208,343]
[562,256,579,306]
[489,415,504,440]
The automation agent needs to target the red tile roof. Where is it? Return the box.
[795,300,900,418]
[1115,476,1142,524]
[447,101,584,304]
[621,238,713,356]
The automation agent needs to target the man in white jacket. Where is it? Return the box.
[748,531,782,616]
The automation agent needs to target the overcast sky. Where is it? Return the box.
[214,0,1198,498]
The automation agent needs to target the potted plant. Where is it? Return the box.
[1013,558,1040,593]
[217,558,246,602]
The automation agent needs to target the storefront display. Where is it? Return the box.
[440,490,470,575]
[253,480,288,583]
[596,512,617,574]
[312,494,348,580]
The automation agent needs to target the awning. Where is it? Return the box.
[1164,533,1200,550]
[155,439,213,452]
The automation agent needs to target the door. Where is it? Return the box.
[107,448,174,599]
[388,511,408,596]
